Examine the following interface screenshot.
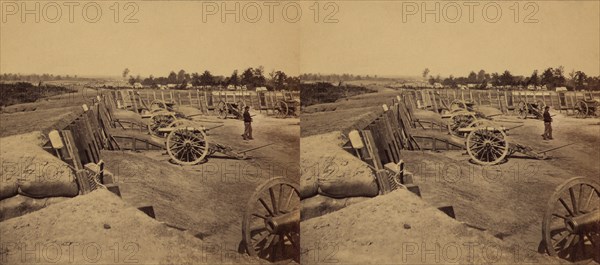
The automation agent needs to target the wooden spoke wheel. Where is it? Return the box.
[166,127,209,166]
[466,126,509,165]
[216,101,227,119]
[275,100,289,118]
[575,101,589,118]
[448,111,477,137]
[148,113,176,137]
[450,99,467,112]
[517,101,528,119]
[542,177,600,262]
[242,177,300,262]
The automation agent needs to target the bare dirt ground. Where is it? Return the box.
[0,88,300,264]
[300,87,600,264]
[103,110,300,262]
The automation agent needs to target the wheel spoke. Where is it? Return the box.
[569,187,579,215]
[259,198,274,216]
[559,198,575,216]
[269,187,279,215]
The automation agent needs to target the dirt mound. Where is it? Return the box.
[301,188,560,264]
[0,189,260,264]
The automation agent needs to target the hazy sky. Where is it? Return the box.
[1,1,598,78]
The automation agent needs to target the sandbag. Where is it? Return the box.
[0,195,69,221]
[316,156,379,198]
[17,162,78,198]
[0,181,18,200]
[1,135,79,199]
[301,195,370,220]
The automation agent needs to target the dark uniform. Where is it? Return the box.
[242,108,253,140]
[542,108,553,140]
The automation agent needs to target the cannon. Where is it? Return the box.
[464,125,573,165]
[242,177,300,262]
[542,177,600,262]
[517,100,546,119]
[575,99,599,118]
[216,100,246,119]
[274,99,300,118]
[165,125,274,165]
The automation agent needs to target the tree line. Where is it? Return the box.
[423,67,600,90]
[0,73,87,82]
[124,66,300,91]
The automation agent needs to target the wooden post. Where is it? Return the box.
[460,90,465,102]
[487,90,492,106]
[477,91,482,106]
[188,91,192,106]
[196,90,202,111]
[161,91,165,102]
[153,91,157,100]
[469,90,473,102]
[542,92,546,106]
[177,91,182,105]
[496,90,502,111]
[503,90,509,113]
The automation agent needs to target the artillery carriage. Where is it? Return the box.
[464,125,573,166]
[517,100,546,119]
[575,99,599,118]
[542,177,600,262]
[242,177,300,262]
[274,99,300,118]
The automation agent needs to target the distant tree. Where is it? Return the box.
[177,69,186,84]
[540,68,554,87]
[128,75,136,85]
[167,71,177,84]
[467,71,477,83]
[422,68,430,79]
[477,70,486,82]
[574,71,587,90]
[241,68,254,86]
[273,71,287,90]
[122,68,130,79]
[199,71,214,86]
[528,70,539,86]
[228,70,239,86]
[499,70,514,86]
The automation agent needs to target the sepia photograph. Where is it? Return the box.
[1,0,599,265]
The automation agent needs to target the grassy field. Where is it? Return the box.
[0,82,76,107]
[300,82,376,107]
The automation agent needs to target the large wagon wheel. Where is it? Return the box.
[575,101,589,118]
[542,177,600,262]
[448,111,477,137]
[148,113,177,137]
[242,177,300,262]
[216,101,228,119]
[517,101,528,119]
[275,100,289,118]
[466,126,510,165]
[166,127,209,166]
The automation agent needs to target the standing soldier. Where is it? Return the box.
[242,106,253,140]
[542,106,553,140]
